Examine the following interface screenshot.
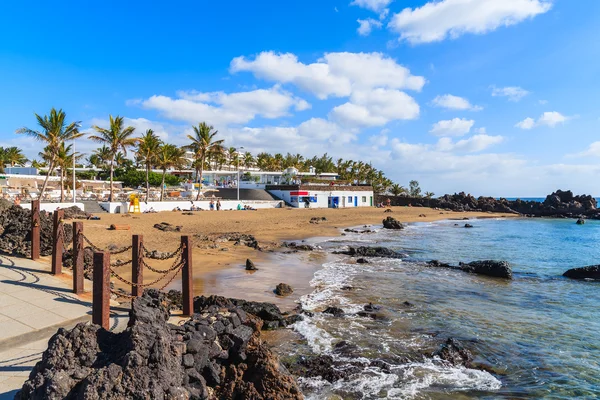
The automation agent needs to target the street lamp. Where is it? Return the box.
[72,139,76,204]
[237,147,244,201]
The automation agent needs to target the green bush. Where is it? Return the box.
[115,169,182,188]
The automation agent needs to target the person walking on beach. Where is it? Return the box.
[216,199,221,211]
[210,199,215,210]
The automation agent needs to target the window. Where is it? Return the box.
[362,196,367,202]
[291,196,298,203]
[348,196,352,202]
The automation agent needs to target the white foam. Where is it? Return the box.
[292,314,335,353]
[389,359,502,398]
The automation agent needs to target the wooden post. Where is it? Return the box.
[181,236,193,316]
[72,222,84,294]
[51,209,64,275]
[31,200,40,261]
[93,251,110,329]
[132,235,143,297]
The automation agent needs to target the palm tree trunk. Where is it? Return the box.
[160,170,166,201]
[146,163,150,202]
[109,158,115,202]
[194,165,200,201]
[195,155,205,201]
[39,158,56,201]
[60,168,65,202]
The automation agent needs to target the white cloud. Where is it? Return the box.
[491,86,530,102]
[330,88,420,127]
[357,18,383,36]
[388,0,552,44]
[230,51,425,99]
[476,127,487,134]
[436,134,504,153]
[351,0,393,13]
[538,99,548,105]
[516,111,570,129]
[567,142,600,158]
[219,118,358,155]
[432,94,482,111]
[430,118,475,136]
[138,86,309,126]
[538,111,568,127]
[515,117,536,130]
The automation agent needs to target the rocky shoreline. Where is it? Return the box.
[16,290,303,400]
[380,189,600,219]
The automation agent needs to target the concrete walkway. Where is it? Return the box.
[0,255,129,398]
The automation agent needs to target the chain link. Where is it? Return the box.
[80,233,132,255]
[110,259,133,268]
[141,250,183,274]
[158,266,183,290]
[142,243,183,260]
[109,260,184,288]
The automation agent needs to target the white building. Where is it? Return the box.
[267,184,374,209]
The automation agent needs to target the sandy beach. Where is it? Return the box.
[70,207,516,309]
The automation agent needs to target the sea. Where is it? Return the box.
[284,217,600,399]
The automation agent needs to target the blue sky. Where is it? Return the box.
[1,0,599,196]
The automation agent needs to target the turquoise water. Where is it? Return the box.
[294,218,600,399]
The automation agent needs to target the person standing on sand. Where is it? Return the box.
[210,200,214,210]
[216,199,221,211]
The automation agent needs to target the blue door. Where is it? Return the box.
[354,196,358,207]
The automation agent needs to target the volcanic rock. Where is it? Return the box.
[153,222,182,232]
[459,260,512,279]
[434,338,474,368]
[382,216,404,230]
[0,205,70,257]
[62,206,91,220]
[275,283,293,296]
[563,265,600,280]
[245,258,257,271]
[335,246,404,258]
[323,307,345,317]
[16,290,303,399]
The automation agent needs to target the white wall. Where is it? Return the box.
[268,189,373,209]
[99,200,283,213]
[20,202,86,213]
[21,203,85,212]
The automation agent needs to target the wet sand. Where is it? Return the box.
[75,207,516,309]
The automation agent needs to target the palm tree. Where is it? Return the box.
[89,115,137,201]
[0,148,6,173]
[89,145,112,169]
[55,142,78,202]
[156,144,186,201]
[186,122,223,200]
[390,184,406,197]
[227,147,238,171]
[30,159,46,169]
[16,108,82,199]
[425,191,435,199]
[4,147,27,167]
[136,129,162,201]
[243,152,255,168]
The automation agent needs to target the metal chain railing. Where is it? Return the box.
[142,243,183,260]
[110,259,133,268]
[140,249,184,274]
[76,232,188,299]
[80,233,132,255]
[108,259,184,289]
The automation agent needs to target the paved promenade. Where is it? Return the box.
[0,255,128,398]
